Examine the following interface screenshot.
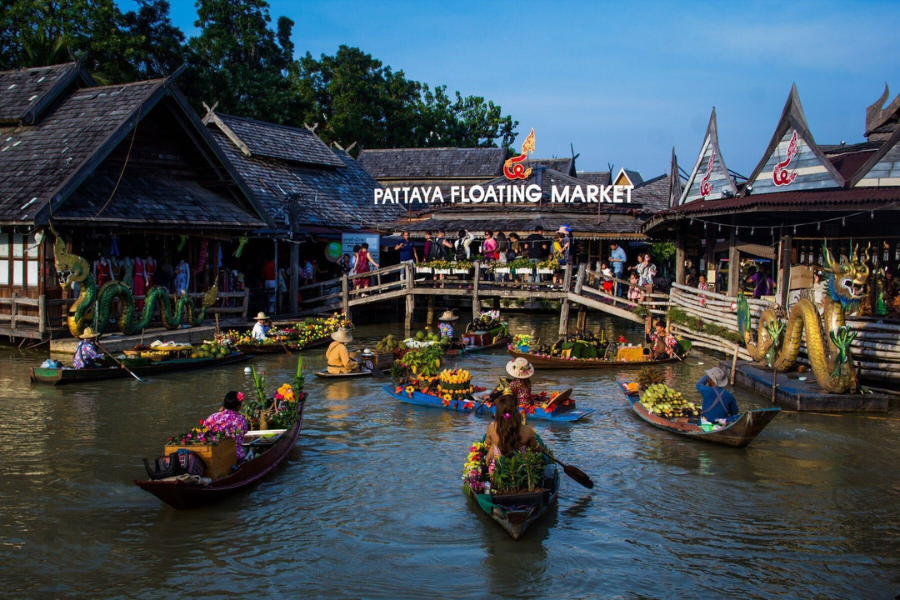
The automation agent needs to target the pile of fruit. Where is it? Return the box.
[471,311,501,333]
[531,330,613,360]
[437,369,474,400]
[191,341,232,360]
[640,384,699,419]
[375,334,403,353]
[404,327,451,348]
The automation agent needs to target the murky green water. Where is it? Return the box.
[1,314,897,599]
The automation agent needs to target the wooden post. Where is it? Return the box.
[576,307,587,332]
[705,227,716,291]
[562,264,574,291]
[290,242,299,313]
[779,233,793,307]
[404,292,415,335]
[10,293,17,330]
[574,264,586,294]
[472,260,481,320]
[426,295,435,326]
[558,299,570,335]
[727,226,740,297]
[341,274,350,319]
[675,222,686,284]
[38,294,46,335]
[730,343,740,386]
[242,289,249,321]
[273,239,279,314]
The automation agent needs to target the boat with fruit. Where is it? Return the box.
[507,332,688,369]
[30,342,251,385]
[224,314,351,355]
[618,382,779,448]
[463,437,559,540]
[135,360,307,508]
[446,311,512,356]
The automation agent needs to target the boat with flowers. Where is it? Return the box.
[618,382,780,448]
[135,360,307,508]
[507,330,688,370]
[463,437,559,540]
[30,349,252,385]
[224,314,351,355]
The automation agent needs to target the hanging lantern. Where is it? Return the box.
[325,241,342,263]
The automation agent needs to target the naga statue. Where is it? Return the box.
[51,226,218,337]
[737,242,870,394]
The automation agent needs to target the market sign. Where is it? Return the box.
[373,129,633,205]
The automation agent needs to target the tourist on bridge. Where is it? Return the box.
[251,312,271,340]
[609,242,627,297]
[454,230,476,260]
[428,230,452,261]
[203,391,249,461]
[326,328,359,374]
[73,327,104,369]
[394,231,417,281]
[636,253,657,300]
[354,243,379,292]
[696,367,739,424]
[482,394,547,465]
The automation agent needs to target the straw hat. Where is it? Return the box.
[705,367,729,387]
[506,357,534,379]
[79,326,100,340]
[331,327,353,343]
[438,310,459,322]
[255,312,270,321]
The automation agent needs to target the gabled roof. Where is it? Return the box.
[357,147,507,179]
[206,117,398,231]
[852,118,900,187]
[865,83,900,141]
[0,62,96,125]
[744,84,844,195]
[679,108,738,204]
[577,171,610,186]
[668,147,684,208]
[207,112,345,168]
[531,157,575,176]
[631,174,670,214]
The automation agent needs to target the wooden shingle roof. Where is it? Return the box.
[213,113,345,168]
[206,120,399,231]
[577,171,611,186]
[357,147,507,179]
[0,62,94,125]
[531,157,575,176]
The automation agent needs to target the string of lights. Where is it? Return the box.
[682,202,900,236]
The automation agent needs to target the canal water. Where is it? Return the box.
[1,315,897,599]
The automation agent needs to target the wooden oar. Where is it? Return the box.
[96,341,143,382]
[543,452,593,489]
[280,341,294,357]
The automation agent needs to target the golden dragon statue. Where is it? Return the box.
[51,226,218,337]
[737,242,869,394]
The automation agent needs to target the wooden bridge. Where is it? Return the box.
[293,262,668,334]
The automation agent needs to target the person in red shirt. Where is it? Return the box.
[263,259,277,313]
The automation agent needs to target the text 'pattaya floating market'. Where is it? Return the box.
[374,128,633,205]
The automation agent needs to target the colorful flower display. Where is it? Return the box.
[462,441,490,494]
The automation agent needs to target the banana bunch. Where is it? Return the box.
[375,334,400,353]
[641,384,698,419]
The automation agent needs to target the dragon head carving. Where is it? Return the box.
[822,241,870,309]
[49,224,90,292]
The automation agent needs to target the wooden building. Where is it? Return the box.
[644,83,900,384]
[0,63,268,339]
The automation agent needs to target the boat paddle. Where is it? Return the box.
[543,452,594,489]
[280,341,294,357]
[96,341,143,382]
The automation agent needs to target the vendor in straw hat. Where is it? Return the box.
[251,312,271,341]
[504,356,536,407]
[326,327,358,374]
[697,367,739,424]
[437,310,459,340]
[73,327,104,369]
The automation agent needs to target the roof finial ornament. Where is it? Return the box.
[865,82,900,140]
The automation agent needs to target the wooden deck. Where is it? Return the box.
[293,262,667,334]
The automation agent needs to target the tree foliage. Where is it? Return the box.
[0,0,517,151]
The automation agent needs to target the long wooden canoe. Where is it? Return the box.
[507,347,684,369]
[30,352,253,385]
[383,384,593,422]
[134,405,304,509]
[465,460,559,540]
[618,382,779,448]
[236,335,332,355]
[313,369,372,379]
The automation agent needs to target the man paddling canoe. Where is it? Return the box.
[73,327,104,369]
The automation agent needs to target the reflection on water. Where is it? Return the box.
[0,314,898,598]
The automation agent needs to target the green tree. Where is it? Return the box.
[179,0,301,123]
[123,0,186,78]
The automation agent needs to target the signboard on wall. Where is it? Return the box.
[342,233,380,265]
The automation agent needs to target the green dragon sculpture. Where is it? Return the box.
[51,226,218,337]
[737,242,869,394]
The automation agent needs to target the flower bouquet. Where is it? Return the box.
[243,358,307,430]
[462,441,490,494]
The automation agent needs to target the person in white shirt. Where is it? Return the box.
[251,312,271,341]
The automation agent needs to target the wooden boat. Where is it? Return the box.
[236,336,331,355]
[618,382,780,448]
[313,369,372,379]
[507,347,684,369]
[383,384,593,422]
[445,336,512,357]
[30,352,253,385]
[466,459,559,540]
[134,408,304,509]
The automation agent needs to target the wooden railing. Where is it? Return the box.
[0,295,46,334]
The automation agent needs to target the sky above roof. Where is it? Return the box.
[130,0,900,178]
